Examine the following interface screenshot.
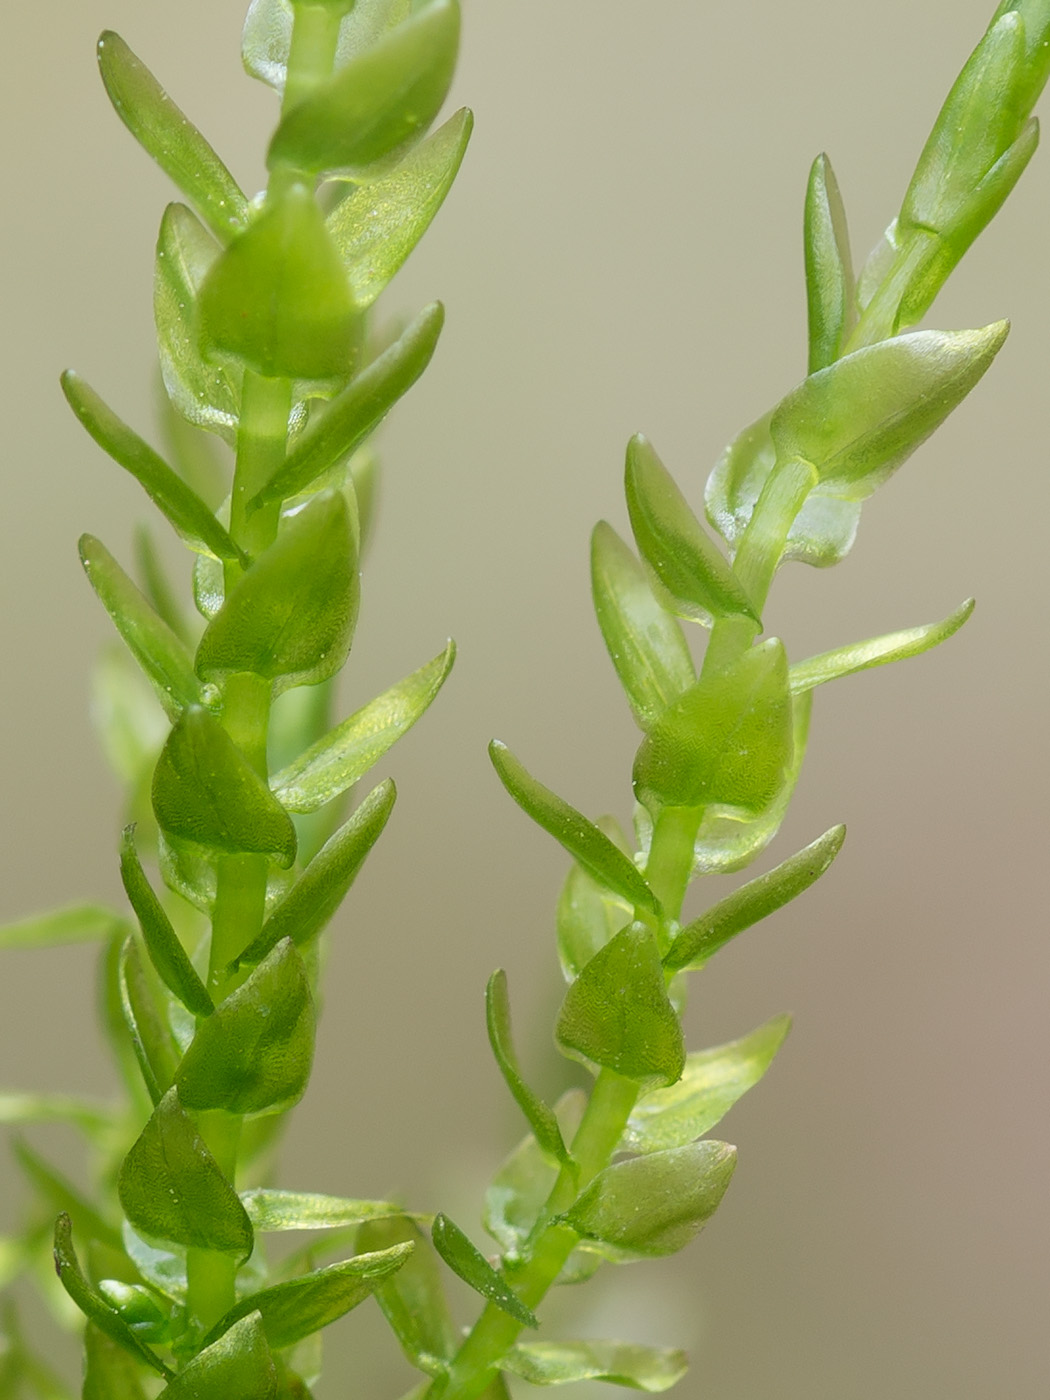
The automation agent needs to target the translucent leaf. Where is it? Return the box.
[119,826,213,1016]
[625,435,758,626]
[483,1092,586,1258]
[122,1224,187,1305]
[95,1281,171,1344]
[623,1016,792,1154]
[691,691,811,876]
[562,1141,736,1259]
[243,1190,408,1231]
[201,1245,412,1350]
[326,111,472,309]
[556,844,633,983]
[271,643,454,812]
[254,303,445,506]
[590,521,695,731]
[0,904,128,950]
[196,491,358,692]
[62,374,243,562]
[119,936,181,1105]
[92,646,168,795]
[117,1088,254,1259]
[97,32,248,242]
[556,925,683,1089]
[431,1215,537,1328]
[155,203,238,443]
[177,940,314,1116]
[158,1313,276,1400]
[788,599,974,694]
[53,1216,171,1379]
[236,780,396,967]
[666,825,845,972]
[804,153,854,373]
[83,1322,149,1400]
[199,186,357,387]
[503,1340,688,1392]
[267,0,460,176]
[152,706,298,868]
[490,742,659,916]
[486,971,571,1167]
[243,0,412,94]
[634,638,793,816]
[358,1215,457,1375]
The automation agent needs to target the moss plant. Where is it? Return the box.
[0,1,1046,1397]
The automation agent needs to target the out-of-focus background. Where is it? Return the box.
[2,2,1048,1397]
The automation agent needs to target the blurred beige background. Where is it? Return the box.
[1,2,1048,1397]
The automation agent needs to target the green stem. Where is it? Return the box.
[845,230,934,352]
[228,371,292,576]
[268,3,345,203]
[185,1111,242,1332]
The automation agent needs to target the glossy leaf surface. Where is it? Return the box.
[623,1016,792,1154]
[202,1245,412,1350]
[153,707,298,867]
[556,843,633,982]
[267,1,460,175]
[178,940,314,1115]
[563,1141,736,1259]
[237,780,396,966]
[358,1215,457,1375]
[120,826,214,1016]
[97,32,248,242]
[117,1088,253,1258]
[197,492,358,690]
[255,303,445,505]
[666,825,845,972]
[243,1189,406,1231]
[483,1092,586,1258]
[431,1214,537,1328]
[243,0,413,93]
[80,536,202,720]
[327,111,472,307]
[591,522,695,730]
[490,742,659,916]
[804,153,854,372]
[158,1313,276,1400]
[634,639,793,815]
[199,185,357,385]
[626,435,758,625]
[272,644,453,811]
[556,925,684,1088]
[503,1341,688,1392]
[486,971,570,1166]
[788,599,974,694]
[63,373,243,562]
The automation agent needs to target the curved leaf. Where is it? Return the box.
[431,1214,536,1328]
[158,1313,276,1400]
[487,971,570,1167]
[242,1190,408,1232]
[804,152,855,372]
[119,826,213,1016]
[503,1341,687,1392]
[788,599,974,694]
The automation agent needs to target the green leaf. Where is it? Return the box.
[96,32,248,243]
[691,691,811,875]
[117,1088,253,1259]
[119,826,214,1016]
[95,1281,171,1344]
[0,903,128,950]
[556,925,683,1089]
[633,639,793,815]
[79,535,202,721]
[358,1215,457,1376]
[0,1094,114,1134]
[53,1215,172,1379]
[489,742,659,917]
[271,643,454,812]
[14,1140,121,1251]
[235,780,397,967]
[267,1,460,176]
[483,1092,586,1258]
[622,1016,792,1154]
[486,971,571,1167]
[804,153,854,373]
[590,522,695,730]
[200,184,358,386]
[196,492,358,691]
[562,1141,736,1259]
[155,204,238,443]
[254,303,445,506]
[705,408,861,569]
[244,0,413,94]
[503,1341,688,1392]
[242,1190,408,1232]
[158,1313,277,1400]
[62,374,243,562]
[625,435,758,626]
[134,524,192,645]
[201,1245,413,1350]
[83,1322,149,1400]
[177,940,314,1116]
[556,842,633,982]
[431,1215,537,1329]
[152,706,298,868]
[788,599,974,694]
[769,324,1009,499]
[122,1224,187,1305]
[118,936,181,1105]
[326,110,472,309]
[665,826,845,972]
